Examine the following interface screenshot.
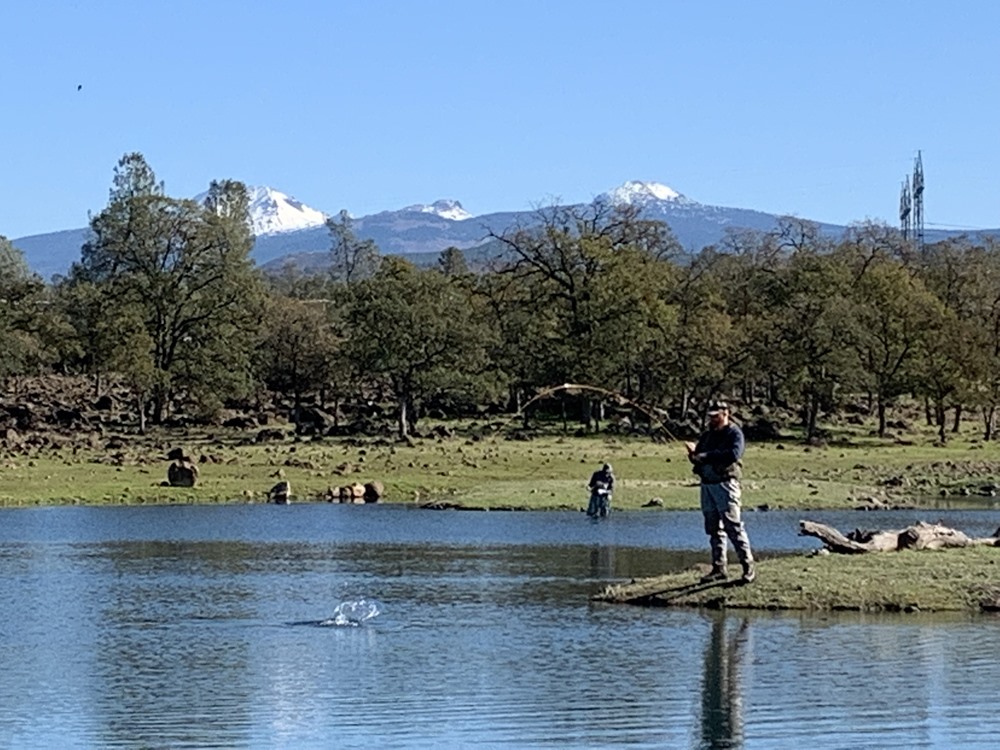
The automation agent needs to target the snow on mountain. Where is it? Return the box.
[601,180,691,206]
[195,186,328,236]
[401,199,472,221]
[245,186,328,235]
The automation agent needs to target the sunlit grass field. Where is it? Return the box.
[1,416,998,510]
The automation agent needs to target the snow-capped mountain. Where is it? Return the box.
[16,177,992,281]
[601,180,691,206]
[401,199,472,221]
[243,186,328,235]
[193,186,328,236]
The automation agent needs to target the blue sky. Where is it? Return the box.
[3,0,998,239]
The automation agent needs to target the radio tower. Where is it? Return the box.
[912,151,925,252]
[899,175,912,241]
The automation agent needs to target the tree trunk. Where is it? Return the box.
[877,398,887,438]
[507,385,521,414]
[805,390,819,440]
[923,396,933,426]
[397,397,409,439]
[952,404,963,433]
[984,405,996,441]
[406,396,417,434]
[152,391,165,425]
[799,519,999,553]
[935,401,946,444]
[137,395,147,435]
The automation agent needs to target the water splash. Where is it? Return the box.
[319,599,382,627]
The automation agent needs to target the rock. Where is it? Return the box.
[363,481,384,503]
[293,406,336,435]
[0,427,22,447]
[337,484,366,503]
[93,394,115,411]
[269,480,291,504]
[643,497,664,507]
[167,460,198,487]
[256,428,285,443]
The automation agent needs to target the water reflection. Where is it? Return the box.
[92,540,256,749]
[700,614,749,750]
[4,507,1000,748]
[589,544,615,580]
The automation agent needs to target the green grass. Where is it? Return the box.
[5,421,999,612]
[595,546,1000,612]
[0,421,998,509]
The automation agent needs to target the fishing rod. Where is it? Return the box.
[499,382,682,443]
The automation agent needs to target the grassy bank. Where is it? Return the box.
[0,422,999,509]
[594,546,1000,612]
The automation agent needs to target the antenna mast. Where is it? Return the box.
[899,175,912,241]
[912,150,925,252]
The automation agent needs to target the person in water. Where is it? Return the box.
[587,463,615,518]
[685,402,755,584]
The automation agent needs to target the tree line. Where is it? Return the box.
[2,152,999,442]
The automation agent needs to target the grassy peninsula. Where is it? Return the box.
[594,546,1000,613]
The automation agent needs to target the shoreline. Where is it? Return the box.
[593,547,1000,613]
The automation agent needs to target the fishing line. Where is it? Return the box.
[495,382,682,443]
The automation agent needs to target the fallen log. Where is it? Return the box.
[799,519,1000,553]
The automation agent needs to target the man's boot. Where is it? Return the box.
[699,565,728,584]
[740,561,756,584]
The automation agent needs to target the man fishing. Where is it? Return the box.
[685,402,755,584]
[587,463,615,518]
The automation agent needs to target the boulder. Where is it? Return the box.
[337,483,367,503]
[269,480,291,504]
[363,481,385,503]
[256,428,286,443]
[0,426,22,448]
[93,395,115,411]
[167,460,198,487]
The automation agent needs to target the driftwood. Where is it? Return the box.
[800,520,1000,553]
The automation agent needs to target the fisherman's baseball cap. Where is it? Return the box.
[707,401,730,416]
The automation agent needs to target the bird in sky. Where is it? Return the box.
[77,84,82,91]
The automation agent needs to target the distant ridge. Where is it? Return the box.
[12,180,1000,280]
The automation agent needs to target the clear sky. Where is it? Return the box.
[3,0,999,239]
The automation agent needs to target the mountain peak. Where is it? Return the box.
[401,199,472,221]
[195,186,328,236]
[601,180,690,206]
[245,186,328,235]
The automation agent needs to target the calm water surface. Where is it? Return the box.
[1,504,998,749]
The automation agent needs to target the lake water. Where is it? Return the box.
[1,504,999,748]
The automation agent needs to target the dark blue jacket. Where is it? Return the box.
[589,469,614,493]
[692,423,744,483]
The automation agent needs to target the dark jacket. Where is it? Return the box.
[589,469,614,493]
[692,423,744,483]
